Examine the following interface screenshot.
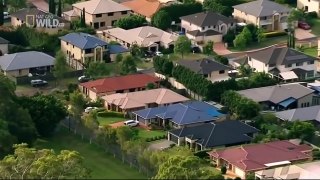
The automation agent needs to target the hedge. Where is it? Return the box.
[264,31,287,38]
[97,111,124,118]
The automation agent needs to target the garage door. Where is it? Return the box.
[169,133,178,144]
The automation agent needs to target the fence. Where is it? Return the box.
[60,118,155,178]
[12,70,84,85]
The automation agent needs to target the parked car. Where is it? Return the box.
[78,75,91,83]
[298,21,311,30]
[144,50,154,58]
[30,79,48,87]
[191,45,201,53]
[3,12,9,19]
[124,120,139,127]
[155,51,163,57]
[84,107,98,113]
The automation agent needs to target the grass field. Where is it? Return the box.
[138,129,166,139]
[299,47,318,57]
[35,128,147,179]
[311,18,320,36]
[97,116,126,125]
[229,36,287,52]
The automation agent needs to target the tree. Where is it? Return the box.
[0,2,4,26]
[85,62,110,78]
[151,10,172,30]
[203,0,226,15]
[153,155,224,179]
[49,0,55,14]
[69,91,87,122]
[96,125,117,145]
[221,166,227,174]
[288,121,315,140]
[130,44,143,57]
[0,144,91,179]
[146,83,156,89]
[174,35,191,58]
[223,29,236,46]
[115,54,123,63]
[256,28,265,43]
[115,15,147,30]
[238,64,253,77]
[120,55,137,75]
[115,126,138,147]
[233,33,247,50]
[214,55,229,65]
[57,0,62,17]
[53,50,68,84]
[7,0,26,12]
[82,111,99,130]
[18,95,67,137]
[241,26,252,44]
[0,119,17,157]
[203,41,214,55]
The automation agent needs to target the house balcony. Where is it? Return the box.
[260,19,273,25]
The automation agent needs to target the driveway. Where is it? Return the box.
[148,140,174,151]
[214,42,232,55]
[295,29,317,41]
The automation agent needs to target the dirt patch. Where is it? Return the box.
[109,121,150,129]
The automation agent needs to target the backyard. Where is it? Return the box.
[35,128,147,179]
[311,18,320,36]
[229,36,287,52]
[97,116,126,126]
[298,47,318,57]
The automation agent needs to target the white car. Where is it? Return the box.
[3,12,9,19]
[84,107,98,113]
[124,120,139,127]
[155,51,163,57]
[30,79,48,87]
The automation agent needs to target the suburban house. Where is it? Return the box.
[79,73,160,101]
[59,32,108,70]
[177,58,231,82]
[297,0,320,17]
[0,37,9,56]
[180,11,236,44]
[10,7,71,34]
[121,0,162,22]
[255,161,320,180]
[246,46,317,80]
[102,88,189,114]
[208,140,313,179]
[232,0,291,32]
[237,83,318,110]
[28,0,49,12]
[108,44,130,62]
[274,105,320,127]
[133,101,225,129]
[168,120,259,151]
[0,51,54,77]
[65,0,131,29]
[99,26,178,51]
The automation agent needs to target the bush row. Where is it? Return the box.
[145,134,167,142]
[264,31,287,38]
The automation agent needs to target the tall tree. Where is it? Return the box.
[85,62,110,78]
[7,0,26,12]
[115,15,147,30]
[174,35,191,58]
[49,0,55,14]
[82,111,99,130]
[53,50,68,84]
[69,91,87,122]
[0,144,91,179]
[203,0,226,15]
[120,55,137,75]
[57,0,62,17]
[0,119,16,157]
[151,10,172,30]
[203,40,214,55]
[233,33,247,50]
[0,2,4,26]
[18,95,67,137]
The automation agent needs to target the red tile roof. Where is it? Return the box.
[80,73,160,93]
[208,140,312,172]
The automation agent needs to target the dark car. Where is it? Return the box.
[144,50,154,58]
[298,21,311,30]
[191,46,201,53]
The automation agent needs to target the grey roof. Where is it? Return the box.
[169,120,259,148]
[59,33,108,50]
[133,101,225,126]
[11,7,68,23]
[238,83,315,104]
[187,29,221,37]
[0,51,54,71]
[0,37,9,44]
[180,11,235,27]
[233,0,291,17]
[247,46,316,66]
[275,105,320,123]
[177,58,230,75]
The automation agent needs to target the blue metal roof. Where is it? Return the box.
[278,97,296,108]
[59,33,108,50]
[133,101,224,125]
[109,45,129,54]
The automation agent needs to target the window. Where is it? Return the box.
[112,20,117,26]
[261,16,267,20]
[108,12,114,16]
[73,45,74,48]
[307,102,310,107]
[66,42,69,45]
[308,61,314,65]
[202,27,205,30]
[94,22,99,29]
[100,22,105,27]
[219,70,225,74]
[305,6,309,11]
[307,70,314,77]
[121,11,128,15]
[96,14,102,18]
[214,25,216,28]
[203,74,208,78]
[285,64,292,68]
[19,69,22,75]
[296,62,303,66]
[231,23,233,26]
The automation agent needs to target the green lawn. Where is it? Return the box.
[311,18,320,36]
[168,53,208,61]
[97,116,126,125]
[229,36,287,52]
[138,129,166,139]
[35,128,147,179]
[299,47,318,57]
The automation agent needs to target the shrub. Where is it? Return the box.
[150,124,158,130]
[264,31,287,38]
[212,163,217,168]
[221,166,227,174]
[145,138,150,142]
[169,144,176,148]
[68,83,78,93]
[194,150,210,159]
[307,11,318,19]
[234,177,241,180]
